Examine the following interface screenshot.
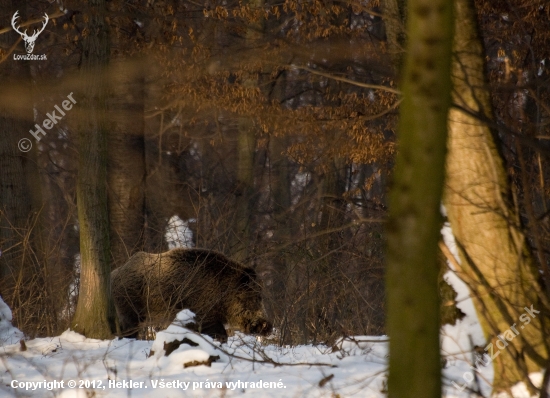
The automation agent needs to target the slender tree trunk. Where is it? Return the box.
[143,56,168,254]
[231,0,264,262]
[269,72,292,322]
[107,59,145,268]
[444,0,548,391]
[311,157,346,342]
[269,132,293,339]
[318,158,347,257]
[71,0,115,339]
[232,116,256,262]
[386,0,453,396]
[381,0,405,64]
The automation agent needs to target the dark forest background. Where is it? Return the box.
[0,0,549,348]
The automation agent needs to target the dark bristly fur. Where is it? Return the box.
[111,248,272,341]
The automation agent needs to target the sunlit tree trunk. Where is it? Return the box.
[386,0,453,396]
[71,0,115,339]
[444,0,548,391]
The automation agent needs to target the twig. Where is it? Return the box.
[291,65,401,95]
[183,330,337,368]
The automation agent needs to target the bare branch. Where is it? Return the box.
[291,65,401,95]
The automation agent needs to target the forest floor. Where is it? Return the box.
[0,224,542,397]
[0,278,540,397]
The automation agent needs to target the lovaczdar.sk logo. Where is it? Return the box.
[11,10,48,61]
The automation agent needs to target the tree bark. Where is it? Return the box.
[0,1,50,337]
[318,158,347,257]
[232,115,256,262]
[230,0,264,262]
[107,59,145,269]
[381,0,405,64]
[269,74,291,281]
[444,0,548,391]
[71,0,115,339]
[386,0,453,396]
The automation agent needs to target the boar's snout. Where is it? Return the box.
[245,318,273,335]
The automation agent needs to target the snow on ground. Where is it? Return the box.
[0,222,543,397]
[0,307,543,397]
[441,222,543,397]
[0,298,24,346]
[0,302,541,397]
[440,221,491,396]
[0,307,388,397]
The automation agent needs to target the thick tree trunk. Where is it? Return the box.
[0,2,50,336]
[0,62,33,321]
[71,0,115,339]
[444,0,548,392]
[386,0,453,396]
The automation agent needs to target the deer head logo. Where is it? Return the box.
[11,11,49,54]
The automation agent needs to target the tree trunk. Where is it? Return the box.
[381,0,405,64]
[232,115,256,262]
[107,59,145,269]
[318,158,347,257]
[386,0,453,396]
[71,0,115,339]
[444,0,548,392]
[230,0,264,263]
[143,56,169,254]
[263,66,294,342]
[0,1,50,337]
